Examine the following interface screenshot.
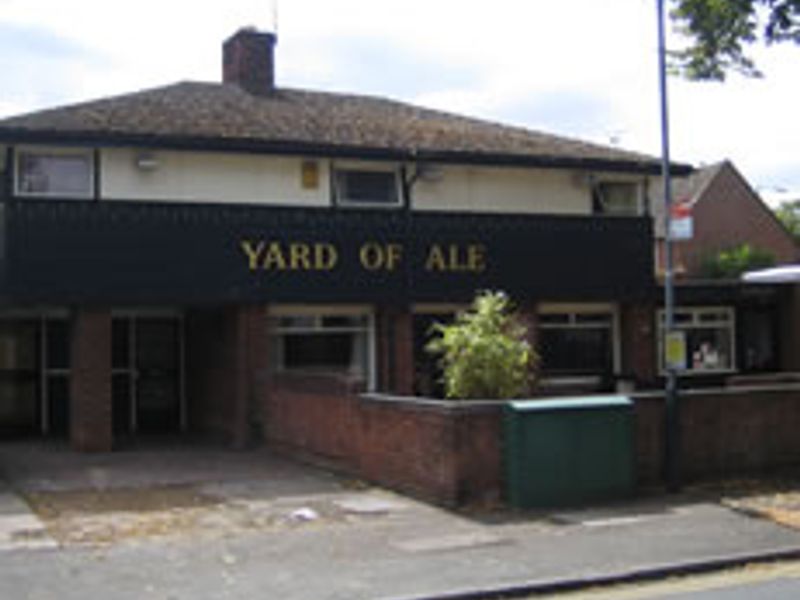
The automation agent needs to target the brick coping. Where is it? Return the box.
[633,382,800,400]
[359,393,504,415]
[363,381,800,411]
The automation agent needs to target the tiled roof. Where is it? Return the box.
[672,161,727,204]
[0,81,683,172]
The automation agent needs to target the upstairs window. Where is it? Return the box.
[333,167,401,207]
[16,149,93,198]
[592,181,640,216]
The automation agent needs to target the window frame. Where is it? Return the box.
[332,162,403,209]
[592,180,643,216]
[657,306,736,375]
[268,305,376,390]
[537,304,620,381]
[14,146,95,199]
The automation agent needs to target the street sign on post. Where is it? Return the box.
[669,201,693,241]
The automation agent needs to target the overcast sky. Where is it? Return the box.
[1,0,798,204]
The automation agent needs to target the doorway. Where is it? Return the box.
[112,313,185,437]
[0,314,70,437]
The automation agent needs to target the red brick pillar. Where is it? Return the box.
[393,309,414,395]
[376,306,414,395]
[230,305,269,449]
[620,302,657,387]
[69,309,112,452]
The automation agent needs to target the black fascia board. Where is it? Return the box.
[0,127,694,176]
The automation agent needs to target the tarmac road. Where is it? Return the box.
[545,560,800,599]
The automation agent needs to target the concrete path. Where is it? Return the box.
[1,442,800,599]
[0,482,56,552]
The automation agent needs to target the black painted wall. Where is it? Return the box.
[0,199,655,305]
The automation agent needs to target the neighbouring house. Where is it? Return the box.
[0,27,799,492]
[649,161,800,382]
[668,160,798,278]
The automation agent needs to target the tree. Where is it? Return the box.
[670,0,800,80]
[775,199,800,241]
[425,291,537,400]
[700,243,776,278]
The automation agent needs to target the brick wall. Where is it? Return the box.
[634,385,800,484]
[185,306,268,447]
[620,302,657,385]
[263,373,800,506]
[69,309,112,452]
[261,373,504,506]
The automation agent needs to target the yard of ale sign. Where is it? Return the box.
[240,240,487,273]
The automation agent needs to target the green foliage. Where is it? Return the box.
[700,243,776,278]
[425,291,537,400]
[775,199,800,241]
[670,0,800,80]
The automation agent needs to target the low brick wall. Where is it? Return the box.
[262,374,503,506]
[634,384,800,484]
[263,376,800,506]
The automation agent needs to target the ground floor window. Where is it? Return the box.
[537,306,616,378]
[658,306,735,374]
[269,308,375,388]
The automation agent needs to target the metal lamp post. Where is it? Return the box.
[657,0,681,492]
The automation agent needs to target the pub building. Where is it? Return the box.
[0,29,793,452]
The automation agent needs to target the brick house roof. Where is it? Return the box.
[0,81,689,174]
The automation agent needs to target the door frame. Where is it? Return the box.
[111,309,186,434]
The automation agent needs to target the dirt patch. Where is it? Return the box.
[23,485,352,546]
[26,485,219,516]
[691,475,800,531]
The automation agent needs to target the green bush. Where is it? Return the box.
[700,243,775,279]
[425,291,537,400]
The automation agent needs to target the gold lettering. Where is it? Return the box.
[425,245,446,271]
[262,242,288,270]
[289,243,311,270]
[385,244,403,271]
[240,240,265,271]
[448,244,467,271]
[360,242,384,271]
[315,243,338,270]
[467,244,486,273]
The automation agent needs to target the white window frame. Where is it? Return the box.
[14,146,94,199]
[268,305,376,390]
[592,180,644,216]
[332,161,403,209]
[537,303,620,383]
[657,306,736,375]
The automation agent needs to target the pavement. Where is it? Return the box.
[1,441,800,599]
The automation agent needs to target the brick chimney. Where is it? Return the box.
[223,28,277,95]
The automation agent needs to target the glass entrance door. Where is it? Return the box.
[112,314,184,437]
[0,316,70,438]
[0,320,39,436]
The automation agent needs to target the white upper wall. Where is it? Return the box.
[15,145,653,216]
[413,165,590,214]
[101,148,330,206]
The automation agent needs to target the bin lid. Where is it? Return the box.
[507,395,632,413]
